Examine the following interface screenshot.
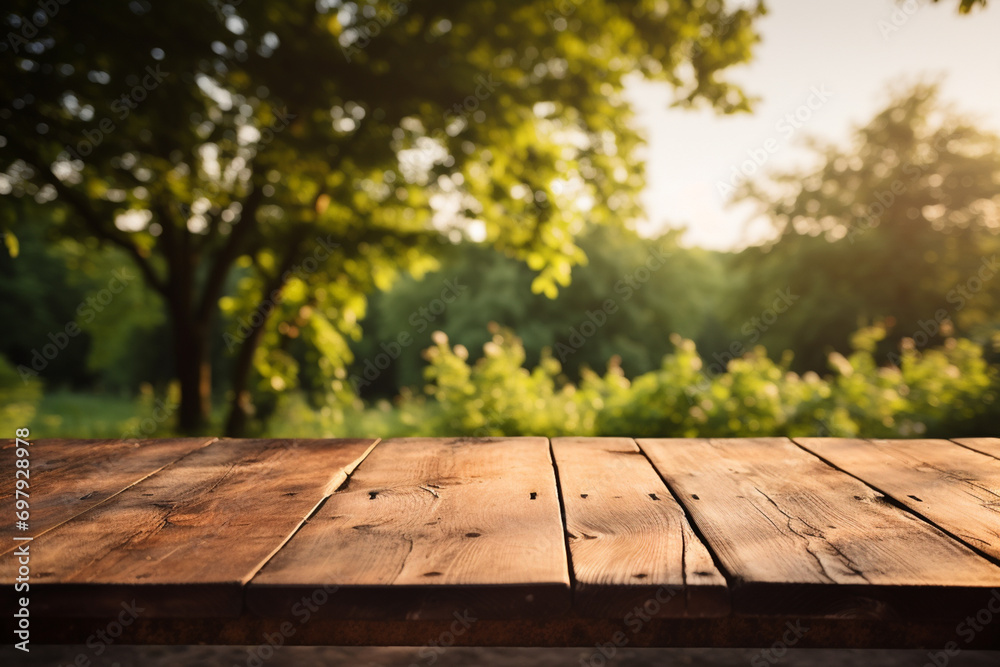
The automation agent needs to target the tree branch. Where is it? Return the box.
[195,183,265,325]
[13,146,169,296]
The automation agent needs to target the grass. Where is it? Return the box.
[20,389,434,439]
[28,390,178,439]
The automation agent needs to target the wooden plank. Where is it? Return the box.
[248,437,570,620]
[0,438,215,551]
[550,437,728,617]
[637,437,1000,619]
[3,438,377,618]
[953,437,1000,461]
[794,438,1000,563]
[15,611,1000,649]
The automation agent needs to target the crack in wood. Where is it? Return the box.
[201,462,239,497]
[793,438,1000,568]
[391,536,415,584]
[679,509,688,590]
[752,486,870,585]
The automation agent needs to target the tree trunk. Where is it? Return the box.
[173,317,212,434]
[223,314,268,437]
[223,277,289,437]
[222,229,310,437]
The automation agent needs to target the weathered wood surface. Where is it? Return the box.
[953,437,1000,461]
[6,436,1000,649]
[796,437,1000,563]
[550,437,728,617]
[248,437,570,620]
[0,437,215,550]
[4,438,377,617]
[637,437,1000,619]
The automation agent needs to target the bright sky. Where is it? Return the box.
[628,0,1000,250]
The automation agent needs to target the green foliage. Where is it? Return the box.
[422,326,583,435]
[403,324,998,439]
[351,225,728,395]
[730,83,1000,371]
[26,320,999,440]
[26,388,167,439]
[58,238,170,392]
[2,2,992,436]
[1,0,765,432]
[0,355,41,434]
[942,0,989,13]
[0,205,172,393]
[0,203,93,387]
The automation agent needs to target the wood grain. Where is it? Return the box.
[953,437,1000,461]
[0,438,214,551]
[551,437,728,617]
[795,438,1000,563]
[637,437,1000,619]
[248,437,570,620]
[4,438,377,618]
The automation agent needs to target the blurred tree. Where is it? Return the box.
[732,83,1000,371]
[0,201,95,387]
[351,225,727,395]
[949,0,988,11]
[1,204,181,394]
[1,0,765,434]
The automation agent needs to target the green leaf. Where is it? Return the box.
[3,232,18,259]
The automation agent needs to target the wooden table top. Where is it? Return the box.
[4,436,1000,649]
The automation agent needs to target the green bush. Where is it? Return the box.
[406,324,998,438]
[0,356,41,435]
